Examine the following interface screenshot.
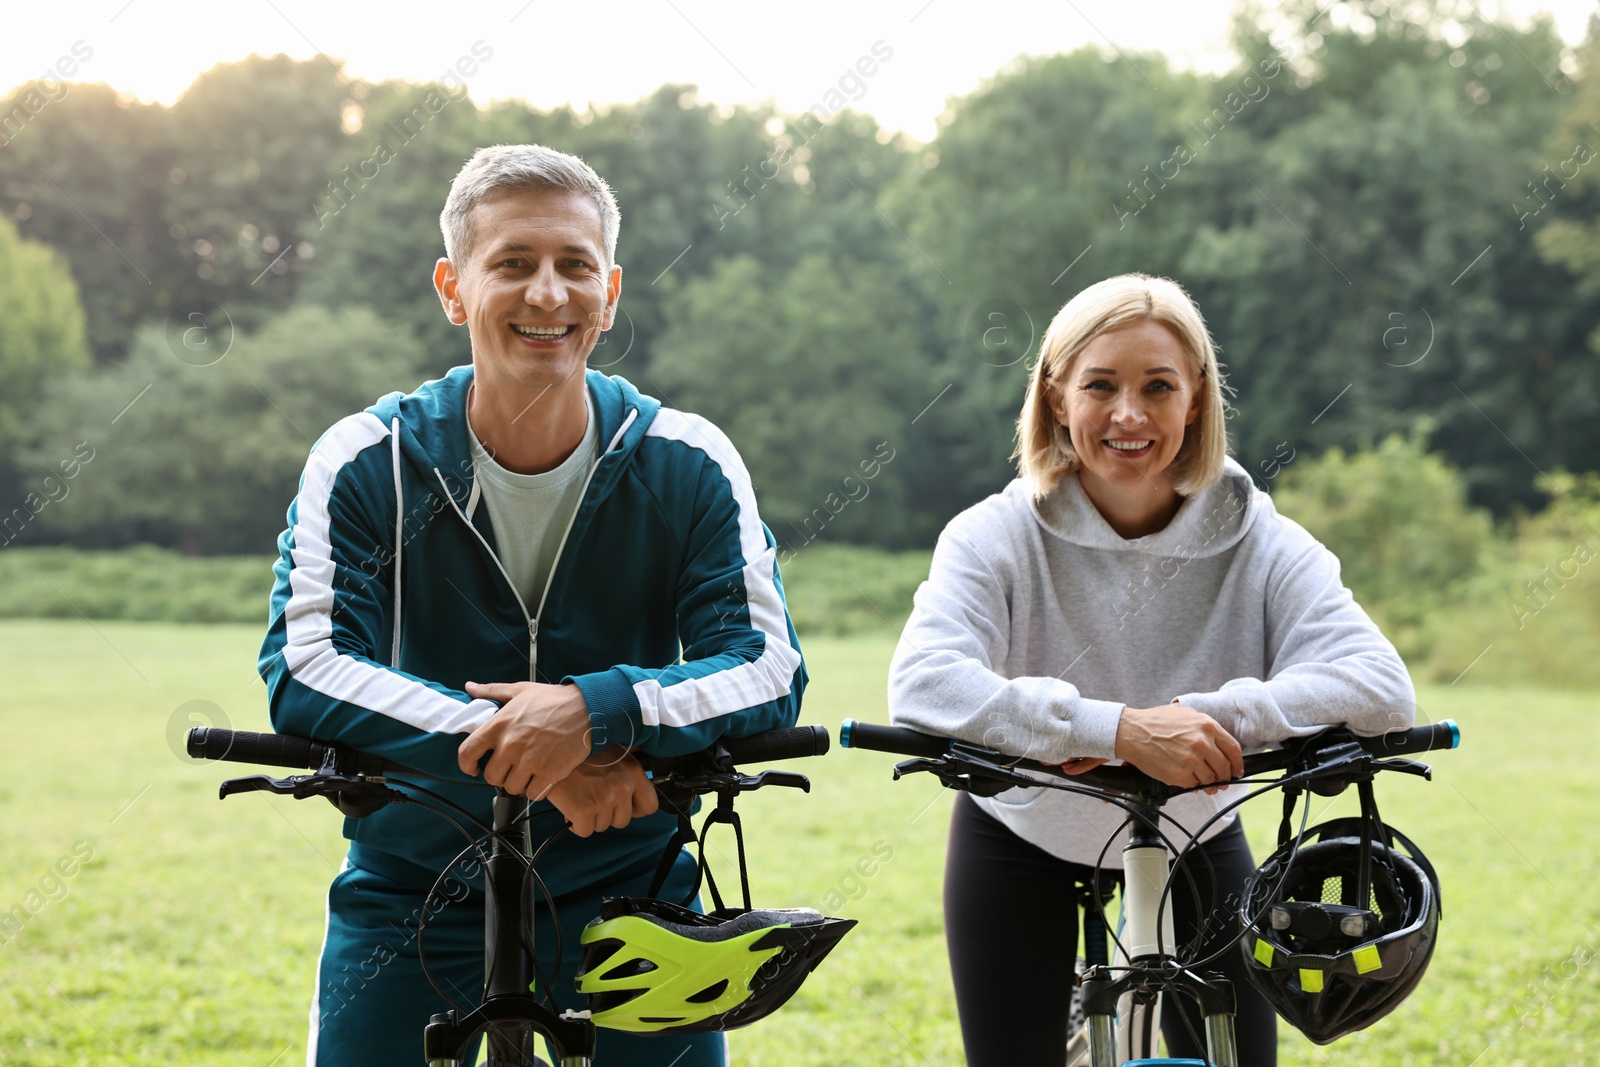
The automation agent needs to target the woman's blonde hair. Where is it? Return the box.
[1015,273,1229,497]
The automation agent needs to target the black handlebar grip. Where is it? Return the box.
[640,725,831,775]
[1360,719,1460,757]
[187,727,326,770]
[723,724,831,763]
[839,720,952,759]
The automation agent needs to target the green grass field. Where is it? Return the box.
[0,620,1596,1065]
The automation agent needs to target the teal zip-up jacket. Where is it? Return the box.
[258,366,806,887]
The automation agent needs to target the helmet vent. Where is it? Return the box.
[687,979,730,1004]
[1315,876,1385,920]
[601,957,658,981]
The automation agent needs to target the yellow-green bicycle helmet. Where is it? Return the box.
[576,898,856,1033]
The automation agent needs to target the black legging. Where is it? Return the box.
[944,793,1277,1066]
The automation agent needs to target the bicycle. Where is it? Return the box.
[188,723,835,1067]
[839,717,1460,1066]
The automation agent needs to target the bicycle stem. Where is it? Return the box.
[485,792,534,1000]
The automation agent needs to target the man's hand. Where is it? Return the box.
[542,748,660,836]
[1114,704,1243,791]
[458,681,592,795]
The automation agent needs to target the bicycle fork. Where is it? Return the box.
[1081,814,1238,1067]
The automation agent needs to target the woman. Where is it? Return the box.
[888,273,1415,1065]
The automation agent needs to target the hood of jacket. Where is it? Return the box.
[364,365,663,512]
[1028,455,1262,559]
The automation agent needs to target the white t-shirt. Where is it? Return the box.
[467,397,600,608]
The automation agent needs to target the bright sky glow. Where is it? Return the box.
[1,0,1594,141]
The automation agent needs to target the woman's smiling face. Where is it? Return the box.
[1048,318,1203,500]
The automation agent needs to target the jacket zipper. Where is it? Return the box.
[436,467,539,679]
[433,407,638,683]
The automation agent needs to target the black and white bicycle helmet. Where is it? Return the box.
[1239,812,1441,1044]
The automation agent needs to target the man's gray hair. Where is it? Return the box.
[439,144,621,268]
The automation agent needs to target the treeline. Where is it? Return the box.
[2,0,1599,556]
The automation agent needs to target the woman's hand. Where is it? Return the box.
[1114,704,1243,790]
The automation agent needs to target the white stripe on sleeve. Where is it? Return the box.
[632,409,803,728]
[280,412,498,735]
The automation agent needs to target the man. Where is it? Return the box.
[258,144,806,1066]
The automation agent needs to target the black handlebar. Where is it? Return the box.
[840,717,1460,793]
[1356,719,1460,757]
[723,724,830,763]
[839,721,950,759]
[188,727,337,770]
[187,723,831,776]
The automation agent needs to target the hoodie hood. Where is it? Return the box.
[366,366,662,512]
[1029,455,1262,559]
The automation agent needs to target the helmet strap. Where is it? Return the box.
[695,792,753,913]
[1276,782,1303,849]
[643,791,754,913]
[646,809,702,907]
[1352,778,1381,912]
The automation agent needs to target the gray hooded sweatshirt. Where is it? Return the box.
[888,457,1416,866]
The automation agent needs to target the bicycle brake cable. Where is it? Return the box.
[519,821,571,1009]
[418,827,498,1016]
[1180,781,1315,973]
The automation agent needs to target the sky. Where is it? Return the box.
[1,0,1595,141]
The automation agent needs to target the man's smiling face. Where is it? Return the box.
[435,186,621,396]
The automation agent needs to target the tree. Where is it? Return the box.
[0,57,358,364]
[293,76,505,375]
[163,54,352,330]
[1535,15,1600,332]
[1197,0,1596,513]
[22,305,429,554]
[0,81,179,364]
[886,48,1215,518]
[1270,430,1494,653]
[0,214,90,458]
[651,253,938,549]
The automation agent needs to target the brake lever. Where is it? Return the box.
[218,772,406,817]
[652,769,812,812]
[741,769,811,792]
[1374,757,1433,781]
[220,772,331,799]
[1291,738,1435,793]
[892,754,1033,798]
